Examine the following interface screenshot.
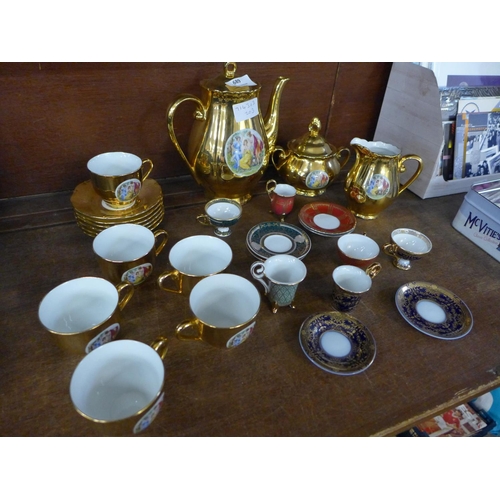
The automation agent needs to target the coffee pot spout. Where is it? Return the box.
[264,76,289,153]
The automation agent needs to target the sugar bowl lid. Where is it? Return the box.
[287,118,335,158]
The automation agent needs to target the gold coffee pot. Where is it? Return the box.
[272,117,350,196]
[167,62,289,205]
[344,138,423,219]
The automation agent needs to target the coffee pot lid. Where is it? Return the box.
[288,118,335,157]
[201,62,260,92]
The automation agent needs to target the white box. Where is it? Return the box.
[452,180,500,262]
[374,62,500,199]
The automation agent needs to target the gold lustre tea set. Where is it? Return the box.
[37,62,473,436]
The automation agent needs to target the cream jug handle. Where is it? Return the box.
[166,94,206,177]
[398,154,423,195]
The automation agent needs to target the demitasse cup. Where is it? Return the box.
[70,337,169,436]
[196,198,242,237]
[266,179,296,221]
[87,152,154,210]
[38,277,134,354]
[332,263,381,312]
[383,228,432,270]
[93,223,169,286]
[157,235,232,296]
[337,233,380,269]
[250,254,307,313]
[175,273,261,349]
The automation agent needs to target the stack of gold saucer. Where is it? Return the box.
[71,179,164,237]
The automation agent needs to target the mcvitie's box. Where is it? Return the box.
[452,180,500,262]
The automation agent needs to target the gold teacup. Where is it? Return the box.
[38,277,134,354]
[175,273,260,349]
[70,338,169,436]
[93,223,169,286]
[87,152,154,210]
[157,235,232,296]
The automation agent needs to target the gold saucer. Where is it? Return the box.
[71,179,165,236]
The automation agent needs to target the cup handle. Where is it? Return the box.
[250,262,270,294]
[383,243,397,257]
[157,270,182,294]
[153,229,169,256]
[337,146,351,170]
[150,336,169,360]
[365,262,382,279]
[196,214,211,226]
[141,159,154,181]
[266,179,276,199]
[116,281,135,310]
[175,318,203,342]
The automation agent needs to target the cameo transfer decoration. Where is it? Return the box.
[122,263,153,285]
[85,323,120,353]
[226,322,255,349]
[225,129,266,177]
[133,392,165,434]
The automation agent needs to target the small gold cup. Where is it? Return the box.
[87,152,154,210]
[93,223,168,286]
[70,338,169,436]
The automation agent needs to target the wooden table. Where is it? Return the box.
[1,176,499,436]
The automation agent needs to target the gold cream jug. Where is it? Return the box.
[167,62,289,205]
[344,138,423,219]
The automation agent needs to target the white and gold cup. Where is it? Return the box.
[196,198,242,237]
[70,338,169,436]
[331,263,381,312]
[383,228,432,270]
[93,223,168,286]
[175,273,260,349]
[157,235,232,296]
[87,152,154,210]
[38,276,134,354]
[250,254,307,313]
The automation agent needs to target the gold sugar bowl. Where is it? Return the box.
[271,117,350,197]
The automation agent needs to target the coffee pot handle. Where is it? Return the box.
[166,94,206,179]
[398,154,423,194]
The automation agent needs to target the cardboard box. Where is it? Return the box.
[452,180,500,262]
[374,62,500,199]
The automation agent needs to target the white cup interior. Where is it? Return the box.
[70,340,164,421]
[38,277,118,333]
[333,265,372,293]
[169,236,232,276]
[189,274,260,328]
[264,255,307,284]
[206,201,241,221]
[87,152,142,176]
[393,230,431,253]
[338,234,379,260]
[93,224,154,262]
[274,184,296,197]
